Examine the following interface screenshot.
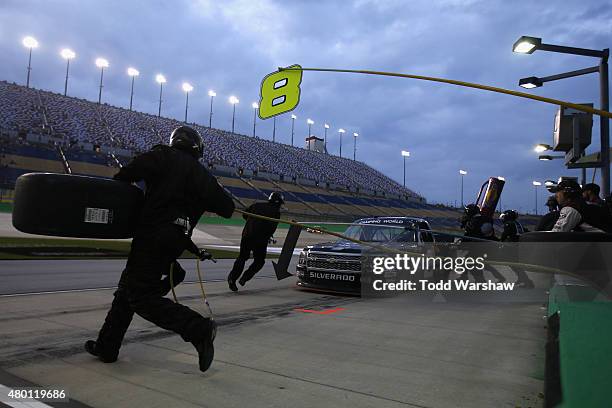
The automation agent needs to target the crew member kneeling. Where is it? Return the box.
[227,192,284,291]
[85,126,235,372]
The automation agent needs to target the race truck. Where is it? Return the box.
[296,217,434,294]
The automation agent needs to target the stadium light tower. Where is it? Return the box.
[459,169,468,207]
[272,116,277,142]
[251,102,258,137]
[208,90,216,127]
[338,128,346,157]
[532,180,542,215]
[353,132,359,161]
[127,67,139,111]
[290,114,297,146]
[95,58,109,104]
[60,48,75,96]
[182,82,193,123]
[513,35,610,197]
[155,74,166,117]
[324,123,330,152]
[229,95,239,133]
[22,36,39,88]
[307,118,314,138]
[401,150,410,187]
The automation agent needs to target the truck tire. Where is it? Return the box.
[12,173,144,239]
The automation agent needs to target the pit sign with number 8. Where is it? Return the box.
[259,64,302,119]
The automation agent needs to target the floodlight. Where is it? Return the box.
[127,67,140,77]
[95,58,109,68]
[229,95,239,104]
[60,48,75,60]
[208,90,216,97]
[291,114,297,119]
[459,170,467,175]
[22,36,39,49]
[519,76,542,89]
[252,102,259,109]
[155,74,166,84]
[533,181,542,186]
[307,118,314,125]
[182,82,193,92]
[512,36,541,54]
[401,150,410,157]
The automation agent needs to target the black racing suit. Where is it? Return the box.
[536,210,560,231]
[94,145,235,362]
[228,201,280,284]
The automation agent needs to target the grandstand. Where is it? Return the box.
[0,79,473,230]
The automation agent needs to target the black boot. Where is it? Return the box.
[84,340,117,363]
[192,319,217,372]
[228,277,238,292]
[238,277,247,287]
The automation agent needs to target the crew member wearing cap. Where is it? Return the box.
[227,192,284,291]
[551,178,611,232]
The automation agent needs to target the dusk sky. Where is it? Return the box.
[1,0,611,212]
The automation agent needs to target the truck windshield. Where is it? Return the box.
[342,224,416,242]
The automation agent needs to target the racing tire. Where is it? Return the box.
[12,172,144,239]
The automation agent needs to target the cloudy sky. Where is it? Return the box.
[1,0,611,212]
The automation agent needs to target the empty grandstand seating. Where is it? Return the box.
[1,79,522,231]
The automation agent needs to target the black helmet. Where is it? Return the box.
[500,209,518,222]
[169,126,203,158]
[464,204,480,217]
[268,192,285,205]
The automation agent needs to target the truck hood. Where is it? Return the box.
[307,240,362,254]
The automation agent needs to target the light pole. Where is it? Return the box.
[95,58,109,104]
[401,150,410,187]
[127,67,139,111]
[513,35,610,197]
[155,74,166,117]
[251,102,258,137]
[272,116,277,142]
[306,119,314,149]
[532,180,542,215]
[338,128,346,157]
[497,176,505,211]
[22,36,38,88]
[208,90,216,127]
[290,114,297,146]
[324,123,330,152]
[182,82,193,123]
[353,132,359,160]
[60,48,75,96]
[229,96,239,133]
[459,169,467,207]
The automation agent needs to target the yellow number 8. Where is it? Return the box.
[259,64,302,119]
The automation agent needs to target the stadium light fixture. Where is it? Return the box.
[512,36,541,54]
[338,128,346,157]
[307,118,314,140]
[229,96,239,133]
[497,176,505,181]
[544,180,556,187]
[323,123,330,152]
[60,48,76,96]
[518,76,542,89]
[22,36,39,88]
[513,35,610,198]
[155,74,166,117]
[182,82,193,123]
[532,180,542,215]
[459,170,467,206]
[534,144,552,153]
[251,102,259,137]
[207,90,216,127]
[290,114,297,146]
[127,67,140,111]
[353,132,359,160]
[95,58,109,104]
[401,150,410,187]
